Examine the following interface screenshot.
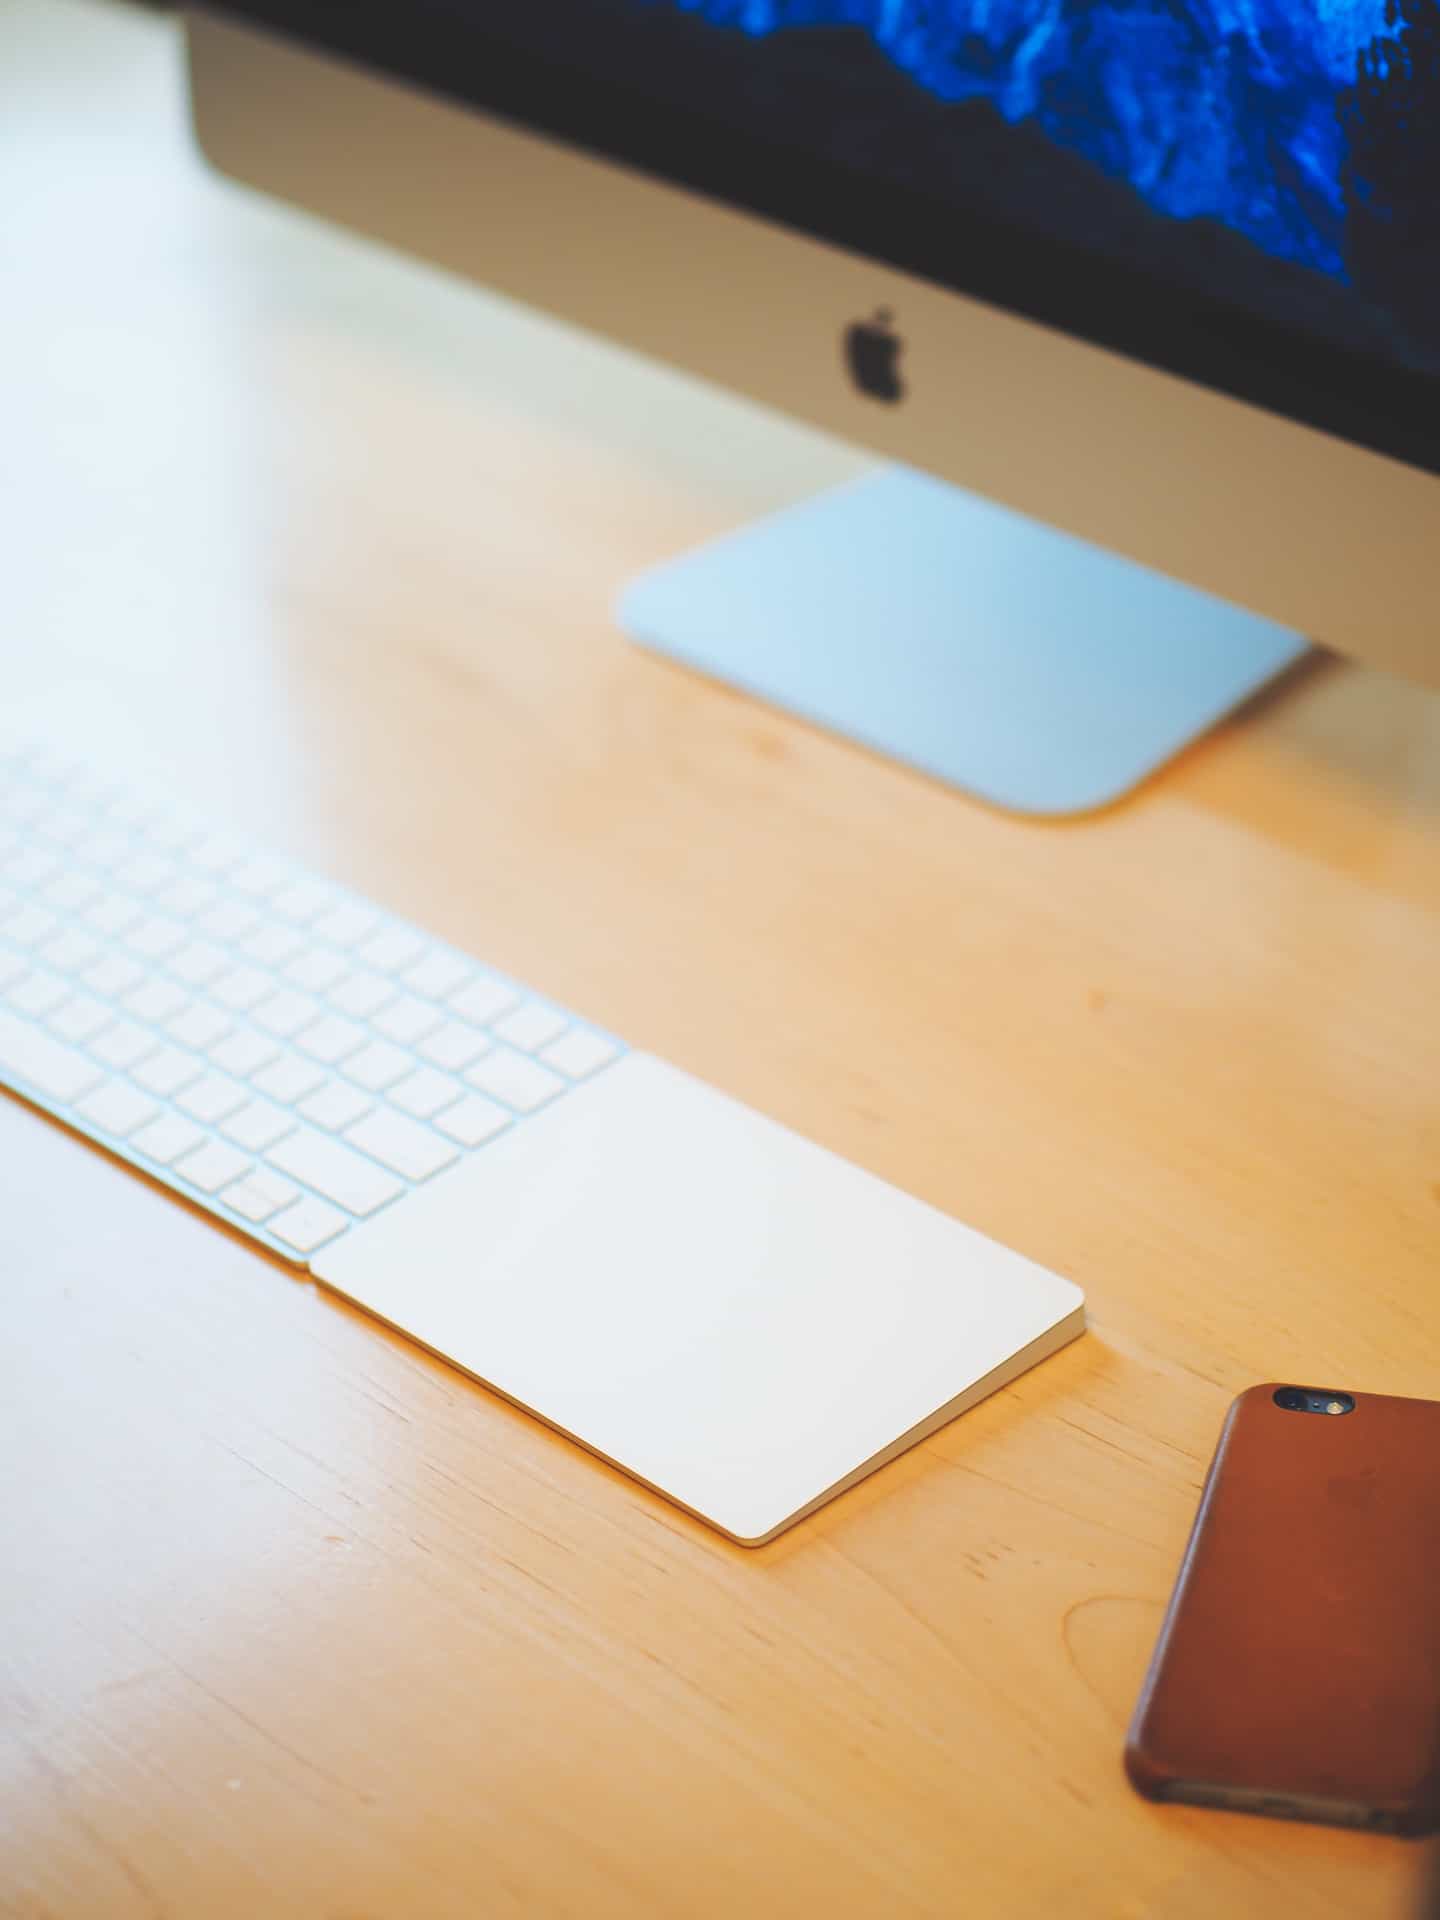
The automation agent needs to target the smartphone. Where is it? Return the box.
[1125,1382,1440,1836]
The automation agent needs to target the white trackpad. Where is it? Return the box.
[314,1052,1083,1542]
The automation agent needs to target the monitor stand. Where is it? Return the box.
[618,467,1310,815]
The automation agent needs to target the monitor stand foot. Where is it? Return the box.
[618,467,1310,816]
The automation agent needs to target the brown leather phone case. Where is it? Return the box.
[1126,1383,1440,1835]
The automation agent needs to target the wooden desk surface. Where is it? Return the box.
[4,4,1439,1915]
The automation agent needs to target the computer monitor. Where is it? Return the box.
[186,0,1439,812]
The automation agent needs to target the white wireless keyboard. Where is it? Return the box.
[0,742,623,1262]
[1,737,1084,1543]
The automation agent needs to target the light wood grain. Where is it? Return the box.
[3,3,1438,1916]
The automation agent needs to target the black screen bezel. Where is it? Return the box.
[200,0,1440,479]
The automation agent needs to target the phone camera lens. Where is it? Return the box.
[1273,1385,1355,1415]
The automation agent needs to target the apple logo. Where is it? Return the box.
[843,308,904,403]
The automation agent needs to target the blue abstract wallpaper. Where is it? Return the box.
[616,0,1440,358]
[453,0,1439,372]
[643,0,1386,275]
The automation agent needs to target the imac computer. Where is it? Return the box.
[186,0,1438,809]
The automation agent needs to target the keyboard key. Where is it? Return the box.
[271,881,335,925]
[73,828,131,871]
[221,1098,297,1154]
[388,1067,464,1121]
[294,1014,365,1066]
[0,1009,104,1103]
[283,949,350,993]
[252,989,322,1039]
[40,871,100,913]
[74,1081,159,1140]
[153,876,219,920]
[35,929,101,975]
[89,1019,158,1071]
[541,1029,622,1081]
[341,1040,412,1092]
[266,1127,404,1216]
[230,857,292,901]
[15,744,62,775]
[165,1004,233,1053]
[250,1053,328,1105]
[47,995,112,1045]
[175,1072,248,1125]
[122,979,189,1025]
[326,970,395,1019]
[268,1196,349,1255]
[84,891,143,938]
[188,834,247,876]
[211,965,272,1012]
[113,853,178,897]
[0,794,43,833]
[79,952,146,1000]
[131,1046,204,1098]
[241,924,305,969]
[465,1047,566,1114]
[356,926,427,975]
[33,808,92,851]
[310,902,380,949]
[102,790,161,830]
[196,901,260,945]
[143,813,204,855]
[174,1141,254,1195]
[220,1168,299,1223]
[1,847,61,890]
[6,971,69,1019]
[130,1113,207,1167]
[19,749,81,791]
[434,1093,511,1149]
[167,941,228,988]
[447,976,520,1027]
[417,1019,490,1073]
[492,1003,569,1054]
[124,916,187,962]
[207,1029,280,1079]
[2,902,61,949]
[0,839,35,879]
[298,1080,374,1133]
[401,949,473,1002]
[371,995,441,1048]
[0,780,42,822]
[344,1109,458,1183]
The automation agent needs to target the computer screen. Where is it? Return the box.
[225,0,1440,475]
